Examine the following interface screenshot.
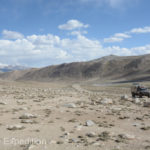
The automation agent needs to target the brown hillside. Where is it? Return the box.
[0,54,150,82]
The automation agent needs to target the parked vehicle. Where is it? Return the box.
[131,83,150,98]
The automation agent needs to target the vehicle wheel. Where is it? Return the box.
[139,94,142,98]
[148,94,150,98]
[132,93,135,98]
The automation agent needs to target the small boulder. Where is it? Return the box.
[19,113,37,119]
[85,120,95,126]
[64,103,76,108]
[124,134,135,140]
[143,102,150,107]
[117,133,135,141]
[133,98,141,104]
[100,98,113,104]
[86,132,96,137]
[98,131,110,141]
[74,125,83,130]
[7,124,25,130]
[68,138,79,143]
[121,95,128,100]
[0,102,7,105]
[140,126,150,130]
[57,141,64,144]
[21,120,37,124]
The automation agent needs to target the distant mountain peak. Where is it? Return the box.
[0,63,9,67]
[0,65,29,72]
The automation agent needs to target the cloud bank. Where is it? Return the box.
[0,20,150,67]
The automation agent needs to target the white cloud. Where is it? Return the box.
[58,19,89,30]
[106,0,123,8]
[130,26,150,34]
[0,31,149,67]
[2,30,24,40]
[104,25,150,43]
[104,33,131,43]
[104,37,123,43]
[59,34,102,59]
[114,33,131,38]
[69,30,88,36]
[0,31,103,66]
[131,45,150,54]
[27,34,60,45]
[103,45,150,56]
[104,46,133,56]
[56,50,71,59]
[79,0,139,8]
[1,25,150,67]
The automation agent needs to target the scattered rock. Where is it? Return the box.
[57,140,64,144]
[68,118,77,123]
[64,132,70,136]
[85,120,95,126]
[100,98,113,104]
[98,121,112,128]
[68,138,79,143]
[98,131,110,141]
[78,135,84,139]
[60,126,65,132]
[115,134,126,143]
[17,100,26,105]
[124,134,135,140]
[20,144,33,150]
[64,103,76,108]
[44,109,52,117]
[74,125,83,130]
[48,120,54,123]
[111,107,122,113]
[145,145,150,150]
[86,132,96,138]
[115,133,135,143]
[21,119,37,124]
[132,123,140,127]
[140,126,150,130]
[143,102,150,107]
[7,124,25,130]
[92,142,101,146]
[23,144,36,150]
[0,102,7,105]
[133,98,141,104]
[20,107,29,110]
[119,116,130,120]
[121,95,128,100]
[33,99,43,102]
[19,113,37,119]
[135,117,143,121]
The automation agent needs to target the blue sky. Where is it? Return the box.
[0,0,150,67]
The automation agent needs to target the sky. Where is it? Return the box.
[0,0,150,67]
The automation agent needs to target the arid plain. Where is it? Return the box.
[0,80,149,150]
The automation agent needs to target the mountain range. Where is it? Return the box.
[0,54,150,82]
[0,65,28,73]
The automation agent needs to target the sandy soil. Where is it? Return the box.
[0,80,149,150]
